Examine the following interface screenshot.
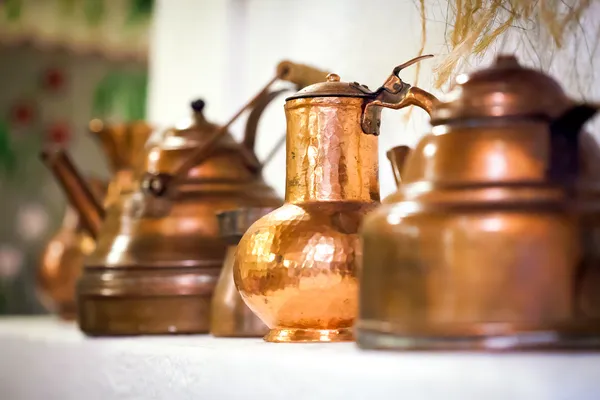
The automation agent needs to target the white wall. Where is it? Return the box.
[148,0,600,198]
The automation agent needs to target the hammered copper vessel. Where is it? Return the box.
[358,55,600,351]
[211,208,275,337]
[43,61,328,336]
[37,177,106,320]
[234,56,436,343]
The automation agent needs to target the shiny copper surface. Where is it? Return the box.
[234,58,434,343]
[46,61,328,336]
[358,55,600,351]
[37,178,106,320]
[211,208,275,337]
[37,209,95,320]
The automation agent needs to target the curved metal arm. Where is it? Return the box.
[360,55,437,136]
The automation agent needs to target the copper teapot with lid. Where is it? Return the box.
[358,55,600,351]
[43,61,328,335]
[233,56,436,343]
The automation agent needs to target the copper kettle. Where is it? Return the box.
[36,177,105,320]
[42,62,328,336]
[233,55,436,343]
[358,55,600,351]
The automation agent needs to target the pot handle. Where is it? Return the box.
[361,55,438,135]
[240,89,290,172]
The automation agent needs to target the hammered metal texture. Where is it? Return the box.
[234,96,379,342]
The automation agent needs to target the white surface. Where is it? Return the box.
[1,317,600,400]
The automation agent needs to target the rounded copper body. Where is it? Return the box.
[235,95,378,343]
[37,208,95,320]
[358,55,600,351]
[211,208,275,337]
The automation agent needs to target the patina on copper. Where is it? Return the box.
[211,207,275,337]
[358,55,600,351]
[42,61,328,336]
[233,56,435,343]
[36,178,105,320]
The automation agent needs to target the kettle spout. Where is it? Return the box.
[386,146,411,187]
[548,104,599,182]
[40,150,105,239]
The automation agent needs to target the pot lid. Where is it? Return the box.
[159,99,236,149]
[286,73,372,100]
[432,55,571,124]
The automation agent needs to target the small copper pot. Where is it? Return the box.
[211,208,275,337]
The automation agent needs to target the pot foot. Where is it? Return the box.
[264,327,353,343]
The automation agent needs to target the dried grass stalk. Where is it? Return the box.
[420,0,596,88]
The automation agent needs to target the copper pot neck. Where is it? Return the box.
[284,97,380,204]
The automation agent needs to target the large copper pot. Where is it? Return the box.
[233,56,436,343]
[41,61,327,336]
[357,55,600,351]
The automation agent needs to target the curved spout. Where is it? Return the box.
[40,150,105,239]
[386,146,411,187]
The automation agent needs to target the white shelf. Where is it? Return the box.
[1,316,600,399]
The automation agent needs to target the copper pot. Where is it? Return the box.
[41,61,328,336]
[233,56,436,343]
[37,177,106,320]
[211,207,275,337]
[357,55,600,351]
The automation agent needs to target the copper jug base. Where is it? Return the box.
[78,295,211,336]
[264,327,354,343]
[77,266,218,335]
[356,326,600,351]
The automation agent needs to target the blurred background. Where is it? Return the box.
[1,0,598,314]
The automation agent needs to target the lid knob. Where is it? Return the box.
[494,55,520,68]
[326,73,341,82]
[191,99,205,113]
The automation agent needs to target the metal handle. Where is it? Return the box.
[361,55,437,136]
[276,60,329,88]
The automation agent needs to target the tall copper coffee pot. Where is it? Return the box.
[233,56,436,343]
[42,62,327,336]
[358,55,600,351]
